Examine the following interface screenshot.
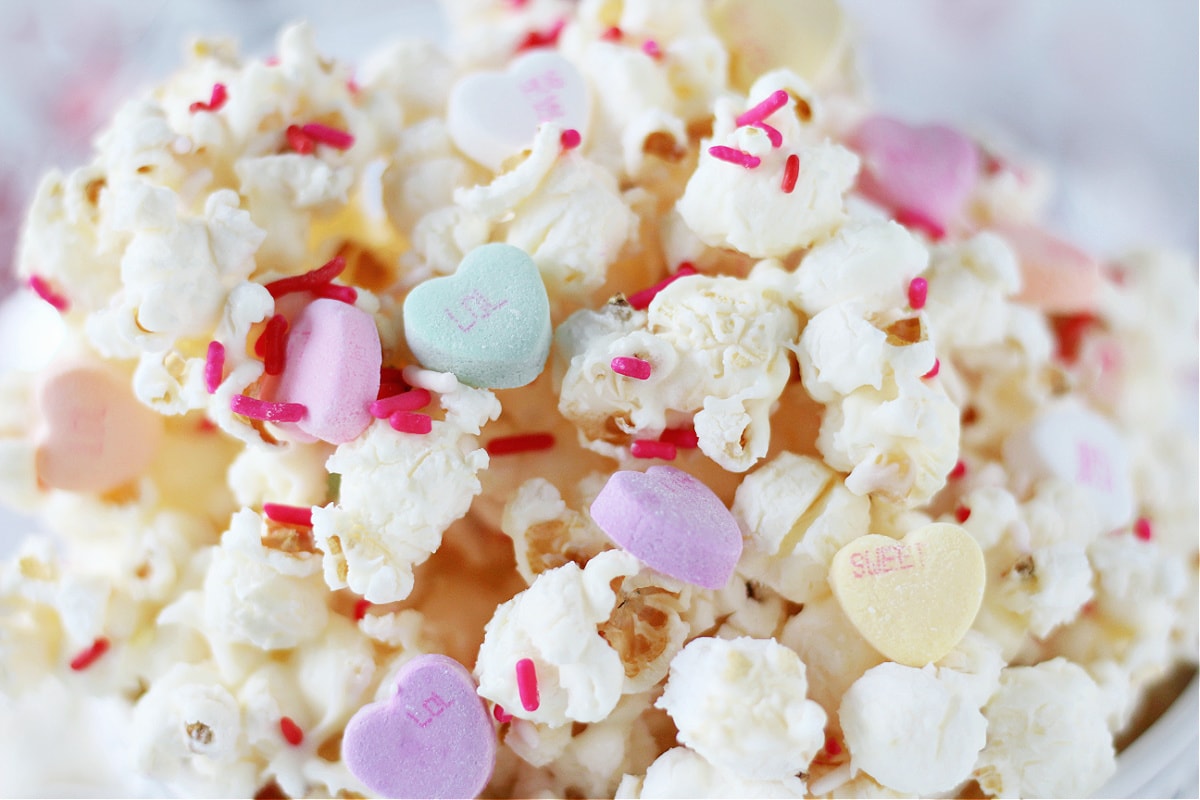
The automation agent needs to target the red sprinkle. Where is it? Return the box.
[28,275,69,312]
[493,704,514,723]
[735,89,789,127]
[370,388,433,418]
[907,277,929,310]
[353,598,372,622]
[754,121,783,148]
[627,263,698,310]
[641,39,662,59]
[204,341,226,394]
[390,411,432,434]
[515,658,540,712]
[263,502,313,527]
[189,83,227,114]
[380,367,407,384]
[659,427,699,449]
[256,314,290,376]
[780,153,800,193]
[69,637,110,671]
[486,432,556,456]
[264,256,347,299]
[1133,517,1153,541]
[708,145,761,169]
[948,460,967,480]
[923,359,940,379]
[516,18,565,51]
[631,440,676,460]
[894,207,946,241]
[955,506,972,523]
[312,283,358,304]
[231,395,307,423]
[824,736,843,757]
[611,356,652,380]
[377,381,407,401]
[1052,313,1097,363]
[285,124,315,155]
[599,26,622,42]
[300,122,355,150]
[560,128,582,150]
[279,717,304,747]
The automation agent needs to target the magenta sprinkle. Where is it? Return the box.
[1133,517,1153,541]
[627,263,698,310]
[908,277,929,310]
[781,153,800,193]
[231,394,306,422]
[641,39,662,59]
[895,207,946,241]
[560,128,582,150]
[493,704,514,723]
[515,658,540,712]
[189,83,227,114]
[263,502,313,527]
[204,341,225,394]
[369,388,433,419]
[390,411,432,434]
[600,26,622,41]
[631,440,677,460]
[313,283,358,304]
[735,89,789,127]
[708,145,761,169]
[659,427,699,449]
[300,122,355,150]
[923,359,941,379]
[754,121,783,148]
[28,275,69,312]
[611,356,652,380]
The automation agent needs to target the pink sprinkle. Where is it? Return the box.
[948,460,967,480]
[907,277,929,310]
[1133,517,1153,541]
[231,394,306,423]
[189,82,227,114]
[346,77,360,95]
[264,256,347,299]
[265,55,280,67]
[641,39,662,60]
[285,124,315,155]
[28,275,69,312]
[627,263,698,310]
[506,0,529,7]
[69,637,110,671]
[600,26,622,42]
[486,432,556,456]
[312,283,358,304]
[390,411,432,434]
[515,658,540,712]
[560,128,582,150]
[255,314,290,376]
[923,359,941,380]
[611,356,652,380]
[353,598,372,621]
[895,207,946,241]
[754,121,783,148]
[659,427,699,449]
[631,439,676,460]
[493,704,514,723]
[824,736,843,757]
[263,502,313,527]
[204,341,225,394]
[516,18,565,51]
[300,122,355,150]
[279,717,304,747]
[708,145,761,169]
[781,153,800,193]
[735,89,789,127]
[369,388,432,418]
[955,505,972,523]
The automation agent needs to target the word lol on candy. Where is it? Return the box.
[590,466,742,589]
[829,523,985,667]
[447,50,589,171]
[343,654,496,799]
[403,243,552,389]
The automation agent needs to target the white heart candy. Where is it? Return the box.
[447,51,590,171]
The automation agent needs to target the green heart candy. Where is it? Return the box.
[402,243,552,389]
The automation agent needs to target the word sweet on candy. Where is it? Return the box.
[403,243,552,389]
[34,362,164,493]
[590,466,743,590]
[263,298,382,444]
[343,654,496,800]
[447,50,590,171]
[848,115,980,237]
[829,523,985,667]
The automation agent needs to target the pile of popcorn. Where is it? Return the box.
[1,0,1196,797]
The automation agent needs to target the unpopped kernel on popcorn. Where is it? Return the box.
[0,1,1196,798]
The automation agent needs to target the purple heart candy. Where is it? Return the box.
[343,654,496,799]
[589,466,743,589]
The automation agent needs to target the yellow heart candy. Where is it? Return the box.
[829,524,985,667]
[708,0,848,93]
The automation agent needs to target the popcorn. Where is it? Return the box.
[620,746,808,799]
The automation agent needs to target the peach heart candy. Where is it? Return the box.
[447,49,590,171]
[1001,401,1133,531]
[34,362,164,493]
[402,243,551,389]
[829,523,985,667]
[343,654,496,799]
[589,466,743,589]
[267,297,382,444]
[849,115,980,234]
[994,223,1104,313]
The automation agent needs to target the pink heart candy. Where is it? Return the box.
[343,654,496,799]
[264,298,381,444]
[849,115,980,235]
[589,466,743,589]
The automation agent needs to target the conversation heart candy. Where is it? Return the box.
[1001,402,1133,531]
[849,115,980,235]
[589,466,743,590]
[403,243,551,389]
[266,298,382,444]
[34,362,164,493]
[994,223,1104,313]
[447,50,590,171]
[708,0,848,92]
[829,523,985,667]
[343,654,496,799]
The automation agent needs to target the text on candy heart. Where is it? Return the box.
[445,290,509,333]
[519,69,567,122]
[406,692,455,729]
[849,541,927,579]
